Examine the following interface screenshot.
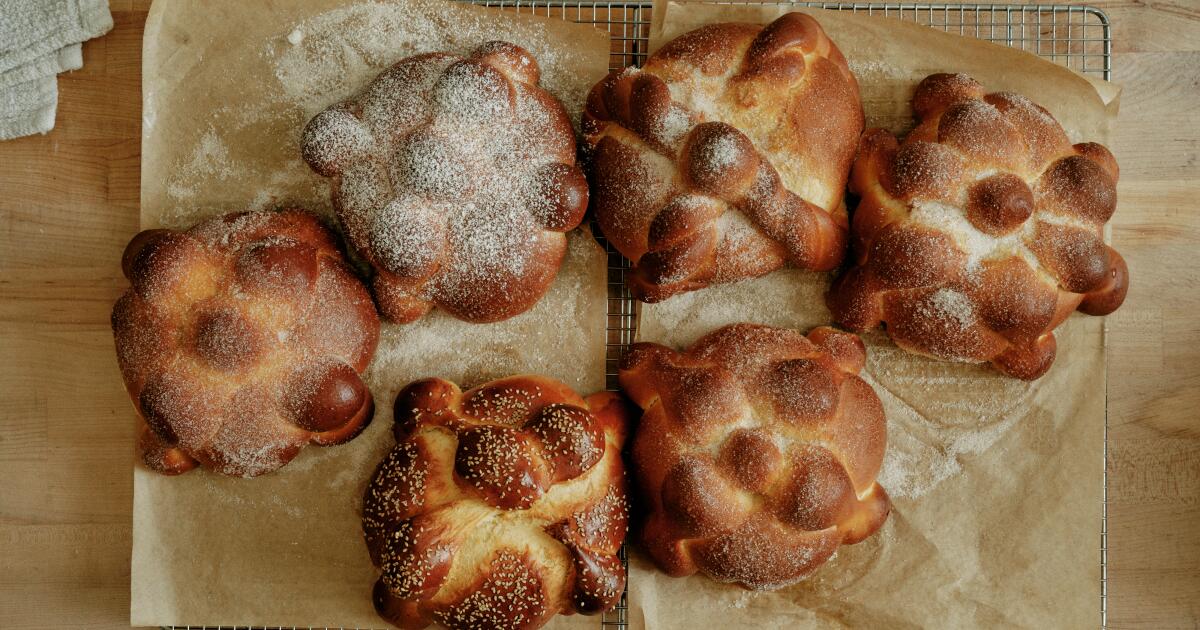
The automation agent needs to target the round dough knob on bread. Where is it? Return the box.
[583,13,863,302]
[620,323,890,590]
[364,375,632,629]
[302,42,588,324]
[111,209,380,477]
[830,73,1129,380]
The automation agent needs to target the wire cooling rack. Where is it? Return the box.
[166,2,1112,629]
[464,3,1109,629]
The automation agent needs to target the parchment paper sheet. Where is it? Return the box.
[132,1,611,627]
[629,3,1120,628]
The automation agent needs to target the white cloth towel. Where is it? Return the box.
[0,0,113,140]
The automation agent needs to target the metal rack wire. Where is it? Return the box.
[459,3,1110,629]
[167,3,1112,629]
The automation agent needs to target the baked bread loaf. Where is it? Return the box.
[302,41,588,324]
[364,375,630,629]
[582,13,862,302]
[112,209,380,477]
[620,323,889,590]
[828,73,1129,380]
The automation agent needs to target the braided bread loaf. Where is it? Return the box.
[620,324,889,590]
[302,41,588,324]
[829,73,1129,380]
[112,210,380,477]
[583,13,862,302]
[364,375,630,629]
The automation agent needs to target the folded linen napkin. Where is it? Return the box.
[0,76,58,140]
[0,0,113,140]
[0,42,82,87]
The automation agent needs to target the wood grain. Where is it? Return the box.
[0,2,1196,629]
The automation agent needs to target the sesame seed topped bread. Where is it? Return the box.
[363,375,631,629]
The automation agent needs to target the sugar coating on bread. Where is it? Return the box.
[583,13,863,302]
[364,375,630,629]
[302,41,588,324]
[620,324,890,591]
[828,73,1129,380]
[112,209,381,477]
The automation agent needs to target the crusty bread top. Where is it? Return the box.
[303,41,588,324]
[829,73,1129,380]
[584,13,863,301]
[364,375,631,629]
[112,209,380,477]
[620,324,889,590]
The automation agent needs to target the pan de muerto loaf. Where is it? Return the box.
[364,375,631,629]
[112,210,380,477]
[583,13,862,302]
[828,73,1129,380]
[301,41,588,324]
[620,323,889,590]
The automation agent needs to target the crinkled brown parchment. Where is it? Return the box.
[132,1,610,627]
[628,3,1118,629]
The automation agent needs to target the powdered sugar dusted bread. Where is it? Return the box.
[583,12,862,302]
[112,209,380,477]
[364,375,630,629]
[828,73,1129,380]
[302,41,588,324]
[620,323,890,590]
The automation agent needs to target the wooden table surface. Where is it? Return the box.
[1,1,1196,628]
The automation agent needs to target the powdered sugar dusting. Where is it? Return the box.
[165,129,234,201]
[694,132,740,175]
[156,0,605,232]
[640,269,831,349]
[116,211,379,478]
[594,144,678,249]
[366,231,606,403]
[656,104,693,150]
[715,208,760,250]
[863,331,1034,498]
[728,588,763,609]
[308,45,577,317]
[269,0,595,127]
[919,288,974,330]
[625,323,883,591]
[662,64,838,213]
[369,197,441,276]
[158,121,330,230]
[908,199,1041,277]
[134,2,610,622]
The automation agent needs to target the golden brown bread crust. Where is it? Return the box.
[620,324,889,590]
[111,209,380,477]
[583,13,863,302]
[302,41,588,324]
[828,73,1129,380]
[364,375,631,629]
